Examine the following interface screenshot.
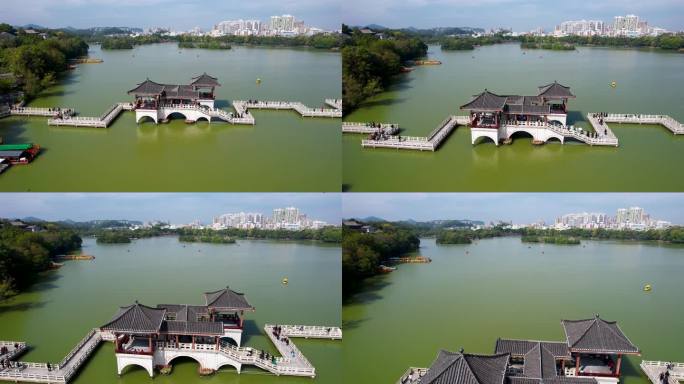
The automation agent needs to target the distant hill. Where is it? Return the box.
[361,216,386,222]
[21,216,46,223]
[364,24,388,31]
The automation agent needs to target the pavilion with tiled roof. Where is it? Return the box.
[100,286,254,357]
[562,315,640,378]
[128,73,221,110]
[460,82,575,128]
[418,350,510,384]
[399,316,638,384]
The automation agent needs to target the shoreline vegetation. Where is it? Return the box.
[341,24,428,114]
[0,23,89,101]
[1,218,340,300]
[178,234,236,244]
[341,25,684,114]
[0,220,82,299]
[89,226,342,244]
[98,33,343,51]
[343,219,684,298]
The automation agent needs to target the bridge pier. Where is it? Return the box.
[471,127,499,146]
[116,353,154,377]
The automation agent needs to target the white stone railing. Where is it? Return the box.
[397,367,429,384]
[275,325,343,339]
[342,122,399,134]
[10,107,75,117]
[601,113,684,134]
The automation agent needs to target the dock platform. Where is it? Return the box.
[342,122,399,135]
[235,100,342,118]
[641,361,684,384]
[361,115,466,151]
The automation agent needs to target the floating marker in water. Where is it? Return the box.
[643,284,652,291]
[610,81,617,88]
[256,78,262,85]
[282,277,288,285]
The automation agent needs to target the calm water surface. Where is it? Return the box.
[342,237,684,383]
[0,44,341,191]
[0,237,341,384]
[343,44,684,191]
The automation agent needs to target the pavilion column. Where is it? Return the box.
[215,337,219,350]
[148,335,152,351]
[176,335,179,347]
[192,335,195,350]
[561,359,565,374]
[615,354,623,377]
[575,353,581,376]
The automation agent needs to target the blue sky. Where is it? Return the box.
[0,193,341,224]
[2,0,340,31]
[342,193,684,224]
[342,0,684,31]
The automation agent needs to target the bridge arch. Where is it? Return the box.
[508,130,534,141]
[164,111,188,121]
[220,336,238,347]
[166,354,204,367]
[546,136,563,144]
[471,129,499,146]
[118,361,154,377]
[217,360,242,373]
[136,115,157,124]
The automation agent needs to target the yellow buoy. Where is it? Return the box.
[610,81,617,88]
[643,284,652,292]
[282,277,288,285]
[256,78,262,85]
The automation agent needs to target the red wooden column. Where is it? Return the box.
[176,335,179,346]
[575,353,581,376]
[615,354,623,377]
[148,335,152,351]
[561,359,566,374]
[192,335,195,350]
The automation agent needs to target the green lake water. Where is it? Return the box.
[342,237,684,383]
[0,43,341,191]
[0,237,341,384]
[343,44,684,191]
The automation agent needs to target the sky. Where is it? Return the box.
[1,0,340,31]
[0,193,341,224]
[342,193,684,224]
[342,0,684,32]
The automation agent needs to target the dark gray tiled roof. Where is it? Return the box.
[561,316,639,354]
[204,287,254,311]
[127,79,165,95]
[460,90,508,111]
[161,320,223,336]
[495,339,570,359]
[101,302,166,334]
[523,343,557,379]
[509,377,598,384]
[191,72,220,87]
[420,350,509,384]
[537,82,575,99]
[157,304,209,322]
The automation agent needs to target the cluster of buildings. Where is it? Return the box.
[211,207,328,231]
[137,15,328,38]
[554,207,671,230]
[210,14,325,37]
[552,14,668,37]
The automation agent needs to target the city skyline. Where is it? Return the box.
[1,0,341,31]
[342,193,684,225]
[0,193,342,224]
[341,0,684,32]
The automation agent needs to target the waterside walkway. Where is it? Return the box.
[591,113,684,135]
[234,100,342,118]
[349,112,683,151]
[359,115,468,151]
[641,361,684,384]
[1,98,340,129]
[0,324,341,383]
